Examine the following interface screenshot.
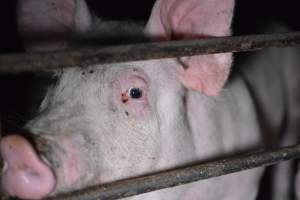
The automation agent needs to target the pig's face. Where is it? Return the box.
[27,61,186,192]
[1,59,188,198]
[1,0,234,199]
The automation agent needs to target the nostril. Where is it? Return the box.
[0,134,56,199]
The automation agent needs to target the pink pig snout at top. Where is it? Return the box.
[0,134,56,200]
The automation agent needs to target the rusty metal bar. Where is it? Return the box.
[0,31,300,74]
[46,144,300,200]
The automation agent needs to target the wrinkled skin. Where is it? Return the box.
[1,0,300,199]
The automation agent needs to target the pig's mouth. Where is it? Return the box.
[0,134,57,199]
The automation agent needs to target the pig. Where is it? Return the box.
[1,0,300,199]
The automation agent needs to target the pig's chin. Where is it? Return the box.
[0,135,56,200]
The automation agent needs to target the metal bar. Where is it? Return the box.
[46,144,300,200]
[0,32,300,74]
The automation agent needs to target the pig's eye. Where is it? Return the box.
[128,87,143,99]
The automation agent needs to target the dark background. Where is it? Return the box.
[0,1,300,199]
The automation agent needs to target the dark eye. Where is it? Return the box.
[128,87,143,99]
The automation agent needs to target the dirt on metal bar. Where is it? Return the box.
[0,32,300,74]
[44,144,300,200]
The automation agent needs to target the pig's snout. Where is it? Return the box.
[0,134,56,199]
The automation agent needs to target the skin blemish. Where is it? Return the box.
[121,93,128,103]
[89,70,94,74]
[82,72,86,75]
[125,111,129,116]
[110,107,117,112]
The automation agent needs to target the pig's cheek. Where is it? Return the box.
[62,150,80,186]
[56,138,81,187]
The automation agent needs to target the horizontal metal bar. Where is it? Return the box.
[46,144,300,200]
[0,32,300,74]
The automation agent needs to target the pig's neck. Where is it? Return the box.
[153,75,263,172]
[185,76,264,161]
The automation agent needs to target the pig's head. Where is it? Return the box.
[0,0,234,199]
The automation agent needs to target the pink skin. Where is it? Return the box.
[50,133,87,189]
[0,135,56,199]
[58,136,81,186]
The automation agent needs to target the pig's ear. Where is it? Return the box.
[145,0,234,96]
[17,0,92,52]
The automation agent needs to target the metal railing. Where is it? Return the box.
[46,144,300,200]
[0,32,300,74]
[1,32,300,200]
